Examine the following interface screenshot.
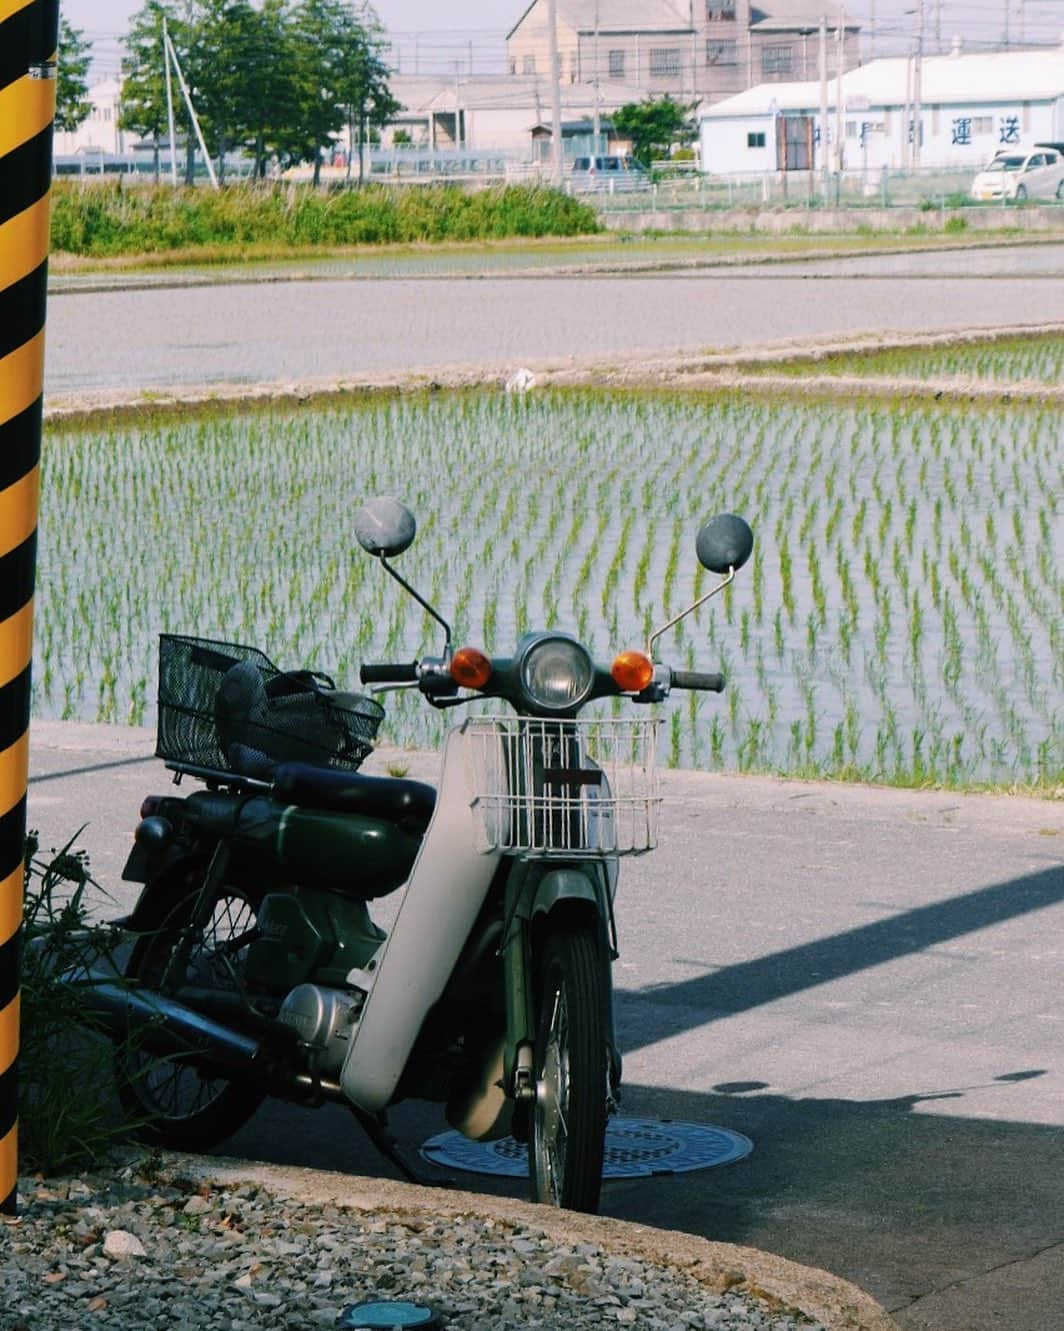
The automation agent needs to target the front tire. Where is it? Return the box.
[115,874,266,1150]
[1014,184,1027,202]
[528,923,609,1212]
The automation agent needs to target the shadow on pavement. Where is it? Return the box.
[619,862,1064,1047]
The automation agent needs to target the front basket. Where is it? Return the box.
[464,716,661,858]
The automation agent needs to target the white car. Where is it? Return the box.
[970,145,1064,202]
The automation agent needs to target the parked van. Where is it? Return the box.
[569,154,649,193]
[970,144,1064,202]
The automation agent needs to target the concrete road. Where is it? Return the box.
[26,721,1064,1331]
[43,258,1064,396]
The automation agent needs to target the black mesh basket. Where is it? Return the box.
[156,634,385,780]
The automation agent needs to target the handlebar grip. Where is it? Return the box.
[360,662,419,685]
[671,669,725,693]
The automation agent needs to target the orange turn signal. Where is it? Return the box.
[451,646,493,690]
[611,650,654,693]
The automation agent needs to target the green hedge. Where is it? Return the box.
[50,180,601,255]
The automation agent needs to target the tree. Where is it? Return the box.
[119,1,178,180]
[333,4,398,185]
[56,17,92,133]
[289,0,351,184]
[613,95,697,167]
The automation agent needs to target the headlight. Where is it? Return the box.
[519,636,595,711]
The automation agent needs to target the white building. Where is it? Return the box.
[699,45,1064,174]
[53,79,128,158]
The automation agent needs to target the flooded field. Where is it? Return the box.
[38,390,1062,788]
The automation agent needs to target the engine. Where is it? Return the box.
[277,984,364,1076]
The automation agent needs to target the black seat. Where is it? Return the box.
[272,762,436,834]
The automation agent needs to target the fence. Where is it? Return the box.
[581,164,1058,213]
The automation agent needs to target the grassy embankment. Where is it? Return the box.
[49,179,601,261]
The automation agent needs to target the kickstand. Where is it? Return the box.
[349,1106,456,1189]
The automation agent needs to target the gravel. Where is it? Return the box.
[2,1157,824,1331]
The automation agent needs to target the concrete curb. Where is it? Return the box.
[175,1154,901,1331]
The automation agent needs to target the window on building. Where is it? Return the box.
[748,131,767,148]
[763,46,793,77]
[522,53,536,75]
[707,0,736,18]
[972,115,993,134]
[706,40,737,65]
[649,48,681,77]
[761,45,793,76]
[608,48,625,78]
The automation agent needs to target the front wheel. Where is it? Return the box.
[1014,184,1028,202]
[528,922,610,1212]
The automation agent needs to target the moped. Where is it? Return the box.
[89,498,752,1213]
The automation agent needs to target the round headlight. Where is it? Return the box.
[520,637,595,711]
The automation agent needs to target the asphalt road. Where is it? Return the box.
[26,721,1064,1331]
[43,245,1064,396]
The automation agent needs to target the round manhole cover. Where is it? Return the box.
[421,1116,753,1179]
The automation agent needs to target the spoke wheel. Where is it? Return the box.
[115,874,265,1150]
[529,923,608,1213]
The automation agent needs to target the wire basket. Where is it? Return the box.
[156,634,384,780]
[465,716,661,858]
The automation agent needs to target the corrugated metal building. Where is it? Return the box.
[699,45,1064,174]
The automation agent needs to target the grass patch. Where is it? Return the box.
[50,179,600,257]
[20,832,139,1174]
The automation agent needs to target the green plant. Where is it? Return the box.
[19,832,142,1174]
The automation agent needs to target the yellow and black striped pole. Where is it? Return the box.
[0,0,59,1215]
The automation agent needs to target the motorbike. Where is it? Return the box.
[85,497,753,1214]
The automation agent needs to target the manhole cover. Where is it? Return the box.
[421,1116,753,1179]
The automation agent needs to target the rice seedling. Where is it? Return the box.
[38,388,1062,790]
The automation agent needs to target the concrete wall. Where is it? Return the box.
[601,204,1064,233]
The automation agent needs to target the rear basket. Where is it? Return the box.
[156,634,384,779]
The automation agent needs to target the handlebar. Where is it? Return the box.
[360,662,420,685]
[669,669,725,693]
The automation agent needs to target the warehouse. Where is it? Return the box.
[698,45,1064,175]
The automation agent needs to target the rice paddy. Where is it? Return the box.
[760,333,1064,385]
[37,388,1063,790]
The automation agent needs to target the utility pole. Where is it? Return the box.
[164,23,218,188]
[453,62,462,151]
[547,0,564,186]
[593,0,601,155]
[0,0,59,1218]
[818,15,829,197]
[911,0,924,168]
[162,15,178,186]
[901,46,912,169]
[834,8,845,177]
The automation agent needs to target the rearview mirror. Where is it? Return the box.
[354,497,416,558]
[696,514,754,574]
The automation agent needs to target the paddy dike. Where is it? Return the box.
[41,322,1064,425]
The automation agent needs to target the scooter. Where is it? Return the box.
[88,498,753,1214]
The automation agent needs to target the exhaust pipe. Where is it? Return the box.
[75,969,269,1076]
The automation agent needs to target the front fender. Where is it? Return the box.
[529,865,606,920]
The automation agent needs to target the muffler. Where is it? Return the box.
[75,969,269,1076]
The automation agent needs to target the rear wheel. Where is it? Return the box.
[528,923,609,1213]
[115,874,266,1150]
